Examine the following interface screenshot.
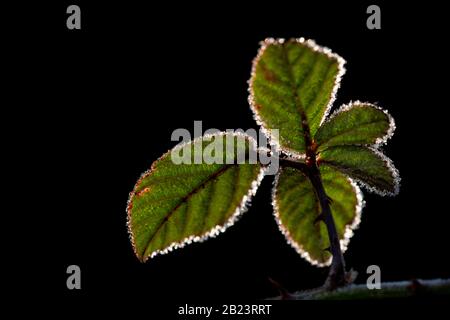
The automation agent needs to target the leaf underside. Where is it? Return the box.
[314,102,393,151]
[274,166,361,266]
[250,38,344,156]
[127,133,264,262]
[319,145,399,196]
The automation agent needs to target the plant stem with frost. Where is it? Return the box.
[278,155,347,289]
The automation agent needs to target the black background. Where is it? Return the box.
[7,0,449,313]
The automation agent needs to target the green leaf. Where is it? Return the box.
[319,145,400,196]
[249,38,345,157]
[273,166,362,266]
[314,102,395,151]
[127,133,265,262]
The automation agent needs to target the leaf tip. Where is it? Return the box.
[363,147,401,197]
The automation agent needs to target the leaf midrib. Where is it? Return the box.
[320,160,391,188]
[141,163,234,258]
[281,43,313,150]
[316,118,388,150]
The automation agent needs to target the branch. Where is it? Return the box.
[268,279,450,300]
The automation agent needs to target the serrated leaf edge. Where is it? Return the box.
[126,132,267,262]
[321,100,396,148]
[271,167,364,267]
[333,146,401,197]
[248,37,346,159]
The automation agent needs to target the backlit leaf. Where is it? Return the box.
[314,101,395,151]
[273,166,363,266]
[249,38,345,157]
[127,133,265,262]
[319,145,400,196]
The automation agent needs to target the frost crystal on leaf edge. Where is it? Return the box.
[248,37,346,159]
[272,168,364,267]
[126,132,267,262]
[323,100,396,148]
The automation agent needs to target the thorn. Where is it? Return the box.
[268,277,294,300]
[345,269,358,284]
[314,213,325,224]
[326,195,333,204]
[311,140,318,153]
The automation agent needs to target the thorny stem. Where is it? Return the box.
[268,278,450,300]
[306,159,347,289]
[272,42,348,290]
[278,154,347,289]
